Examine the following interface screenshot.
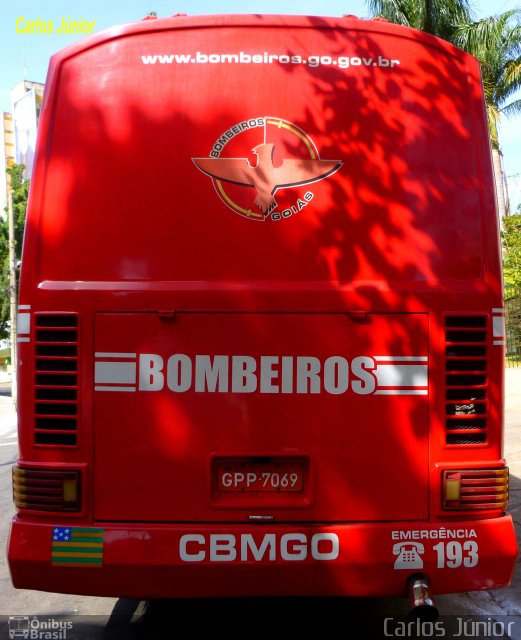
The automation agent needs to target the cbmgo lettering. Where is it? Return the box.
[178,533,340,563]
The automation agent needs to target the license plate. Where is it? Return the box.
[216,461,304,492]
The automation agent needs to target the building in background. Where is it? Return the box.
[0,81,45,390]
[10,80,44,181]
[0,80,44,217]
[0,112,15,215]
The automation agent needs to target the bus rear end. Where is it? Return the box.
[8,14,517,604]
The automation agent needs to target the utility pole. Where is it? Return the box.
[493,148,510,220]
[7,185,17,407]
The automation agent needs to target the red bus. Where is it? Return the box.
[8,14,517,614]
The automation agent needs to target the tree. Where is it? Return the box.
[502,213,521,300]
[366,1,521,218]
[0,163,29,341]
[452,11,521,147]
[367,0,474,40]
[452,10,521,217]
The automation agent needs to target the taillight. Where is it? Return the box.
[442,468,509,511]
[12,466,81,512]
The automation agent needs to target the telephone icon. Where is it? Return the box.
[393,542,424,570]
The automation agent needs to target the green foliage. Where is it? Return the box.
[366,1,521,148]
[367,0,474,40]
[452,9,521,148]
[0,163,29,341]
[502,213,521,300]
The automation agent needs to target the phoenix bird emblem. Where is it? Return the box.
[193,143,343,214]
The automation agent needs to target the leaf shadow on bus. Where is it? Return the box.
[29,13,512,632]
[268,17,515,623]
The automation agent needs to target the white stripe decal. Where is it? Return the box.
[374,364,428,389]
[17,312,31,335]
[492,308,504,314]
[95,352,137,358]
[374,356,428,362]
[493,340,505,346]
[95,361,136,385]
[493,316,505,339]
[374,389,428,396]
[95,385,137,392]
[95,352,138,392]
[93,353,429,395]
[17,304,31,343]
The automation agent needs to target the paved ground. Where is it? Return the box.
[0,370,519,638]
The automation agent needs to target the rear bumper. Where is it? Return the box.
[8,516,517,599]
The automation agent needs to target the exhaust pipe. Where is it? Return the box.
[407,574,439,621]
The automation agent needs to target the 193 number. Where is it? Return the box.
[433,540,479,568]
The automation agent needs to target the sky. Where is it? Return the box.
[1,0,521,209]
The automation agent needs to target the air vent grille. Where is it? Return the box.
[445,315,488,445]
[34,314,79,446]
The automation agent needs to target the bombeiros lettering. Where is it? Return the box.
[209,118,265,157]
[138,353,377,395]
[179,532,340,562]
[94,351,429,396]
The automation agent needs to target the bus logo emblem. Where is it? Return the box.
[192,117,342,221]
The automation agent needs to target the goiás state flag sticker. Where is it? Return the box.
[51,527,104,567]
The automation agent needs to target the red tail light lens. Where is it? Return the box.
[12,466,81,512]
[442,468,509,511]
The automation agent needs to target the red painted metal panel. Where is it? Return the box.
[9,14,515,599]
[93,312,429,522]
[9,517,517,598]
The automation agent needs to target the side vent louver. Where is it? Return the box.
[445,315,488,445]
[34,314,79,446]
